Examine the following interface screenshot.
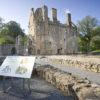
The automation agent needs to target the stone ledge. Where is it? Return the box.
[47,56,100,73]
[33,65,100,100]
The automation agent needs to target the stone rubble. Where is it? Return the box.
[33,65,100,100]
[47,56,100,73]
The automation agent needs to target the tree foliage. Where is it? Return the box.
[0,17,3,31]
[0,19,25,45]
[0,21,24,38]
[0,36,14,44]
[20,35,28,45]
[77,16,100,53]
[90,27,100,50]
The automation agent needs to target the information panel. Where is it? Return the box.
[0,56,36,78]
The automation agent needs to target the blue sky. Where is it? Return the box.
[0,0,100,33]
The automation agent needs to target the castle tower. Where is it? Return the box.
[66,11,77,54]
[51,8,57,22]
[28,5,78,55]
[39,5,49,54]
[67,12,72,29]
[28,8,36,36]
[66,11,72,54]
[42,5,48,21]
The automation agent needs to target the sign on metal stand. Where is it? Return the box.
[0,56,36,97]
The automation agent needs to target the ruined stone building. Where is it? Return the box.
[28,5,78,55]
[0,35,27,56]
[0,5,78,56]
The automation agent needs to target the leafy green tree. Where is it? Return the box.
[0,21,24,38]
[77,16,98,53]
[90,27,100,50]
[0,36,14,44]
[0,20,25,44]
[91,27,100,36]
[0,17,3,25]
[90,36,100,50]
[20,35,28,45]
[0,17,3,31]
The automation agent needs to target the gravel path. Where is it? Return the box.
[36,57,100,85]
[49,63,100,85]
[0,77,74,100]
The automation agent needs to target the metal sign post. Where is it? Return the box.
[0,56,36,97]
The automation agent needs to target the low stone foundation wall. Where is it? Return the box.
[47,55,100,73]
[34,65,100,100]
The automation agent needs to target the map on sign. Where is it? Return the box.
[0,56,36,78]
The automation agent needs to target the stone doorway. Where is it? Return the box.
[57,48,62,55]
[11,47,17,55]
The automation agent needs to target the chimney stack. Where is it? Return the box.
[66,11,72,28]
[31,8,34,14]
[52,8,57,21]
[31,8,34,12]
[42,5,48,21]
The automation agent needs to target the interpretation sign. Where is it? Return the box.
[0,56,36,78]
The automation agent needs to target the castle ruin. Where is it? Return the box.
[0,5,78,56]
[28,5,78,55]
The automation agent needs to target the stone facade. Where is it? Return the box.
[0,44,26,56]
[0,36,27,56]
[28,5,78,55]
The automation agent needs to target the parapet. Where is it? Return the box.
[30,5,72,26]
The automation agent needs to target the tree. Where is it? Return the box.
[0,36,14,44]
[0,20,25,44]
[0,21,24,38]
[20,35,28,45]
[90,27,100,50]
[91,27,100,36]
[0,17,3,31]
[90,36,100,50]
[77,16,98,53]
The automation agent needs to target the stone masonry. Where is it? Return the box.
[0,35,27,56]
[47,55,100,73]
[33,65,100,100]
[28,5,78,55]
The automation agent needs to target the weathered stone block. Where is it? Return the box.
[34,64,100,100]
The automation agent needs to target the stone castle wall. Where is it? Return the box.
[33,65,100,100]
[0,44,15,56]
[0,44,26,56]
[28,5,78,55]
[0,36,28,56]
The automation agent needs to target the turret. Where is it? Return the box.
[66,10,72,29]
[30,8,34,16]
[29,8,34,26]
[51,8,57,21]
[28,8,36,36]
[42,5,48,21]
[31,8,34,12]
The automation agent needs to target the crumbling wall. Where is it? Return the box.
[0,44,26,56]
[47,55,100,73]
[33,65,100,100]
[28,5,78,55]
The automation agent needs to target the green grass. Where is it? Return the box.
[91,50,100,55]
